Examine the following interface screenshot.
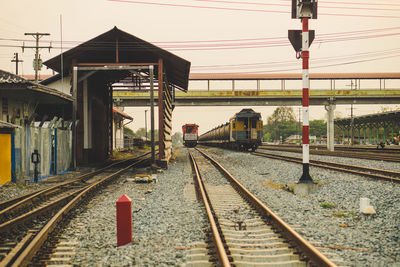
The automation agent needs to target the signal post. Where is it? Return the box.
[289,0,318,195]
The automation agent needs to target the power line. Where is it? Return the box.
[107,0,400,18]
[1,29,398,51]
[192,48,400,69]
[0,26,399,46]
[191,0,400,11]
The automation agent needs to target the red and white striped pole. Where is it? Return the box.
[299,18,314,183]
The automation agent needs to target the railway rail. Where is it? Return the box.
[259,145,400,163]
[189,148,336,266]
[269,144,400,154]
[0,152,152,267]
[252,151,400,183]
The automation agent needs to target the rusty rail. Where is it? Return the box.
[252,151,400,183]
[188,152,231,267]
[1,154,151,267]
[195,148,337,267]
[259,145,400,163]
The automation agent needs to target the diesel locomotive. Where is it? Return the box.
[198,109,263,151]
[182,124,199,147]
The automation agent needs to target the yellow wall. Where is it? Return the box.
[0,134,11,184]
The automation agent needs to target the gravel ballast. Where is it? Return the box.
[1,145,399,266]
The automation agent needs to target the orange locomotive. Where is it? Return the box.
[182,124,199,147]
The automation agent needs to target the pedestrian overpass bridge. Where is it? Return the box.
[113,73,400,107]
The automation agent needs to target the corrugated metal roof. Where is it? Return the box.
[44,27,191,91]
[335,110,400,125]
[0,70,29,84]
[0,69,73,103]
[0,120,21,129]
[113,107,133,120]
[189,73,400,80]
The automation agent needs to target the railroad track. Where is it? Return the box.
[252,151,400,183]
[259,145,400,163]
[0,152,152,267]
[189,148,336,267]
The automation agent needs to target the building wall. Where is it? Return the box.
[113,116,124,150]
[1,97,36,125]
[0,133,11,184]
[45,76,72,96]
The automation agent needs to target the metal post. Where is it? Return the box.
[299,18,314,183]
[324,102,335,151]
[149,65,155,164]
[72,66,78,169]
[145,109,148,141]
[350,104,354,145]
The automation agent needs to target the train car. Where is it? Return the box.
[199,109,263,151]
[182,124,199,147]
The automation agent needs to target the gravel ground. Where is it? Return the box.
[1,145,399,266]
[258,147,400,172]
[204,146,400,267]
[60,147,208,266]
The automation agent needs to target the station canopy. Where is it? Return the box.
[43,26,191,91]
[335,111,400,129]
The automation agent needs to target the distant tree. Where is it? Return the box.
[263,132,272,142]
[124,126,136,137]
[135,128,147,137]
[267,107,296,125]
[309,120,326,138]
[172,132,182,144]
[265,107,297,142]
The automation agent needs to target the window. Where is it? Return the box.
[2,97,8,115]
[232,123,236,129]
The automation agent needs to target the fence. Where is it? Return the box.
[13,125,72,183]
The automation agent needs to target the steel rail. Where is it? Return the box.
[2,156,151,267]
[0,188,85,234]
[188,152,231,267]
[0,152,151,220]
[0,191,43,211]
[259,145,400,163]
[252,151,400,183]
[196,148,337,267]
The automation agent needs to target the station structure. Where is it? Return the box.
[114,72,400,152]
[335,111,400,145]
[2,27,400,184]
[42,27,190,168]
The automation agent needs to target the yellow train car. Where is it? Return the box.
[199,109,263,151]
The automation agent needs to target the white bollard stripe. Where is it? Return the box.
[302,32,309,51]
[302,144,309,163]
[302,70,309,88]
[302,107,309,125]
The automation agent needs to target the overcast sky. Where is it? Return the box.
[1,0,399,133]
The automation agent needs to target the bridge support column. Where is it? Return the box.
[325,102,335,151]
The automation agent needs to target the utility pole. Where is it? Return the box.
[22,32,52,83]
[11,53,23,75]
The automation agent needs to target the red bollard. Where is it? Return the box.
[116,194,132,247]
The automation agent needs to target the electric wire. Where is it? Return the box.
[107,0,400,19]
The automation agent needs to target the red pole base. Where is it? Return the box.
[116,194,132,247]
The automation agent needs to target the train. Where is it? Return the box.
[182,124,199,147]
[198,109,263,151]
